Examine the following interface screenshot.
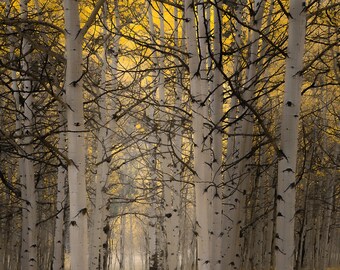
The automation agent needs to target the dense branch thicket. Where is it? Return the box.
[0,0,339,269]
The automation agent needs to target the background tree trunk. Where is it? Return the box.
[20,0,38,268]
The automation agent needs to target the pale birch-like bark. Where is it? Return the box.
[210,1,223,268]
[320,149,337,269]
[146,100,158,270]
[52,104,67,270]
[197,5,214,265]
[302,184,316,270]
[20,0,38,268]
[221,3,244,268]
[63,0,108,263]
[90,130,106,269]
[18,111,28,270]
[6,1,28,263]
[275,0,306,268]
[89,3,117,268]
[318,93,336,270]
[145,2,182,268]
[128,215,134,269]
[22,41,37,270]
[328,186,339,266]
[155,3,181,268]
[263,170,276,270]
[169,4,183,269]
[0,166,9,270]
[119,215,126,270]
[185,0,211,268]
[232,2,266,268]
[221,95,239,270]
[319,178,333,270]
[100,4,121,268]
[144,3,163,269]
[155,4,180,269]
[246,2,275,267]
[259,5,276,269]
[63,0,108,268]
[63,1,88,268]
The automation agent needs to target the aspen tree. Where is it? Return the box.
[89,54,108,269]
[210,1,223,268]
[147,103,159,270]
[128,215,134,269]
[118,174,129,270]
[168,3,183,269]
[20,0,38,268]
[256,2,275,268]
[155,4,180,269]
[238,1,266,268]
[319,150,337,270]
[156,3,181,269]
[89,2,119,268]
[275,0,306,268]
[173,7,189,268]
[52,100,67,270]
[185,0,211,268]
[235,1,266,267]
[5,0,28,266]
[63,0,106,268]
[63,0,88,267]
[7,32,26,270]
[221,2,244,268]
[197,5,214,265]
[100,4,121,266]
[144,2,163,268]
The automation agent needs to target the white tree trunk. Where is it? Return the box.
[234,1,266,267]
[321,168,336,269]
[144,3,164,269]
[63,0,89,268]
[8,27,28,270]
[275,0,306,268]
[221,3,243,268]
[52,105,67,270]
[20,0,38,268]
[98,4,121,267]
[210,1,223,268]
[174,14,188,269]
[23,42,37,270]
[128,215,134,270]
[146,100,158,269]
[264,170,275,270]
[90,146,105,270]
[185,0,211,268]
[221,95,240,270]
[19,136,28,270]
[119,215,126,270]
[89,4,117,268]
[170,5,183,270]
[155,4,180,269]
